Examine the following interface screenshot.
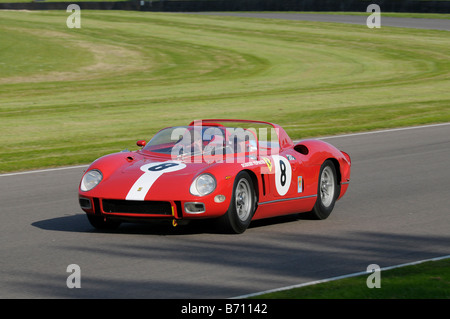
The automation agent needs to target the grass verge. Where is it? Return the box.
[0,11,449,172]
[251,257,450,299]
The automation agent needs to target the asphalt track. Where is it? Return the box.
[191,12,450,31]
[1,123,450,298]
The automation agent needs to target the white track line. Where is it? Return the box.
[1,122,449,177]
[319,122,450,140]
[0,164,88,177]
[231,254,450,299]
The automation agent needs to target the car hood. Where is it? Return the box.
[82,151,219,200]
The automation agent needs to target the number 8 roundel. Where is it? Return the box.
[272,155,292,196]
[126,161,186,201]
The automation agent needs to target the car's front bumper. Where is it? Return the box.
[79,195,229,223]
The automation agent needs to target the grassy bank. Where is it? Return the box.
[252,257,450,298]
[0,11,449,172]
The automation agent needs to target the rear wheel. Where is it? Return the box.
[308,160,339,220]
[87,214,121,230]
[218,171,256,234]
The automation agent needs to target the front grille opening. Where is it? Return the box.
[79,197,92,209]
[93,198,101,215]
[102,199,172,215]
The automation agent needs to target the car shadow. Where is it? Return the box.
[32,213,220,235]
[31,212,310,235]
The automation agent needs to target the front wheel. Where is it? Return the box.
[308,160,340,220]
[218,171,256,234]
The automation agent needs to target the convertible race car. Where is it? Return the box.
[78,119,351,233]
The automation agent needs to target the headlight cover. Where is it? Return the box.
[190,173,216,196]
[80,169,103,192]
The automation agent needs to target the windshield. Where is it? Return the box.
[143,125,278,160]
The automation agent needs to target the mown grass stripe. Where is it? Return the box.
[0,11,449,173]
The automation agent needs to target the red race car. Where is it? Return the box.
[78,119,351,233]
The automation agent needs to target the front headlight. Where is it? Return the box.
[80,169,103,191]
[190,173,216,196]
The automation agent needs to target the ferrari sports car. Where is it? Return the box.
[78,119,351,233]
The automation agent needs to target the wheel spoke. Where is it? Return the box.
[320,166,335,207]
[235,178,252,221]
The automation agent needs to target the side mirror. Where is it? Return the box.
[136,140,146,148]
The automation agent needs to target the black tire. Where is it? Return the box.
[308,160,340,220]
[87,214,121,230]
[218,171,256,234]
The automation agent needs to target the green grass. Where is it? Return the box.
[252,258,450,298]
[0,11,449,173]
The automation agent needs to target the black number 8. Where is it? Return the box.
[280,160,286,186]
[148,162,179,172]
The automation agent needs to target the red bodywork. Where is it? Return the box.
[78,119,351,226]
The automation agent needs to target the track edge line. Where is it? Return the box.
[230,254,450,299]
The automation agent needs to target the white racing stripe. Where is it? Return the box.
[126,161,186,201]
[126,171,164,201]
